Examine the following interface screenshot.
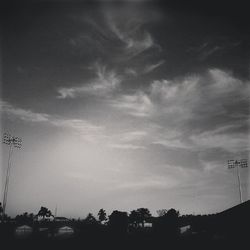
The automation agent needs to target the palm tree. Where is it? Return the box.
[37,206,53,220]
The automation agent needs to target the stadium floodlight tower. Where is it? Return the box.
[228,159,248,204]
[2,132,22,219]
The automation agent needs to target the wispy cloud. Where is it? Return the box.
[143,60,165,74]
[106,14,158,60]
[57,63,122,99]
[208,68,245,94]
[1,101,50,122]
[152,139,191,150]
[191,132,250,153]
[70,8,160,64]
[114,164,200,191]
[123,60,165,78]
[189,39,241,61]
[110,68,249,154]
[4,67,249,156]
[108,143,145,150]
[1,101,105,143]
[51,118,105,143]
[187,41,221,60]
[192,42,222,60]
[120,130,148,142]
[189,123,250,153]
[124,68,138,77]
[110,91,153,117]
[68,7,163,83]
[116,175,177,190]
[199,46,221,60]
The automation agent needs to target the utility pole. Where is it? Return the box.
[2,133,22,219]
[228,159,248,204]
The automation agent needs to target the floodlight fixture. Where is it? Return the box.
[2,132,22,220]
[3,132,22,148]
[228,159,248,204]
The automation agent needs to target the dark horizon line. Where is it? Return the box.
[2,199,249,220]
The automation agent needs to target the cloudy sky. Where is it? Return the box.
[1,0,250,218]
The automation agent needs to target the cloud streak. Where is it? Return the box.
[1,101,50,123]
[110,68,250,153]
[107,16,156,59]
[2,67,249,158]
[57,63,122,99]
[1,100,105,143]
[143,60,165,74]
[108,143,145,150]
[110,91,153,117]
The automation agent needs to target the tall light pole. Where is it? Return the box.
[228,159,248,204]
[2,132,22,219]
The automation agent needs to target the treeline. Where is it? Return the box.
[1,202,249,250]
[1,203,217,236]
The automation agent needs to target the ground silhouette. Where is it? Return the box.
[1,202,249,250]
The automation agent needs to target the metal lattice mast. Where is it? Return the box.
[2,133,22,218]
[228,159,248,204]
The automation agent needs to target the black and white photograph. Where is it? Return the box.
[1,0,249,249]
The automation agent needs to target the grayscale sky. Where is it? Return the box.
[1,0,250,218]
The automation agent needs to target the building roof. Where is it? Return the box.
[218,200,250,217]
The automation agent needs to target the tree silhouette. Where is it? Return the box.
[37,206,53,220]
[157,209,168,217]
[167,208,179,217]
[15,212,34,225]
[155,208,180,238]
[108,210,128,233]
[135,208,151,228]
[129,210,141,228]
[98,209,107,224]
[85,213,97,225]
